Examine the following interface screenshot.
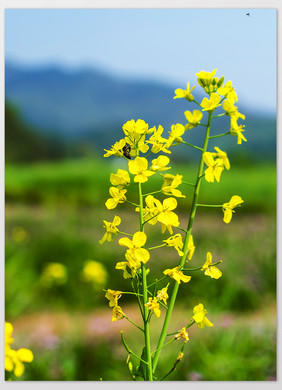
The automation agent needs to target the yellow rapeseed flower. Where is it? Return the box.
[112,305,124,322]
[119,231,150,267]
[150,155,171,172]
[201,252,222,279]
[110,169,130,188]
[40,263,68,287]
[145,297,161,317]
[175,327,189,341]
[166,123,185,148]
[217,80,238,104]
[222,100,245,121]
[203,147,230,183]
[81,260,108,287]
[128,156,155,183]
[230,117,247,144]
[147,125,171,154]
[161,173,185,198]
[151,196,180,234]
[163,234,184,256]
[104,139,126,157]
[105,289,122,307]
[184,110,203,130]
[115,261,136,279]
[200,93,221,112]
[5,322,34,377]
[196,68,218,88]
[122,119,150,155]
[156,285,169,305]
[163,267,191,284]
[192,303,214,328]
[105,187,127,209]
[99,215,121,244]
[174,82,195,101]
[222,195,244,223]
[187,235,195,261]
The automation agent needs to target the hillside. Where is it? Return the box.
[5,61,276,161]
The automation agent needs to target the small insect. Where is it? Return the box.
[122,143,132,159]
[246,13,250,17]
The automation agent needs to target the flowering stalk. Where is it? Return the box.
[100,69,245,381]
[138,181,153,381]
[152,112,212,372]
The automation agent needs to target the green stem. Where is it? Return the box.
[209,131,230,139]
[147,243,166,251]
[123,315,144,332]
[121,331,148,364]
[196,203,222,207]
[118,230,134,237]
[152,112,213,374]
[181,140,203,151]
[126,200,139,207]
[138,182,153,381]
[143,190,162,197]
[211,113,226,119]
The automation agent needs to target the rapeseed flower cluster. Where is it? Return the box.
[99,68,245,381]
[5,322,34,378]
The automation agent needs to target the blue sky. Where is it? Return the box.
[5,8,276,113]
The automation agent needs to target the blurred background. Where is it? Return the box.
[5,8,276,381]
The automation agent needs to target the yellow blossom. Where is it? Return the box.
[112,305,124,322]
[40,263,68,287]
[105,187,127,209]
[105,289,122,307]
[104,139,126,158]
[122,119,150,155]
[99,215,121,244]
[196,68,218,90]
[147,196,180,234]
[174,82,195,101]
[119,231,150,266]
[192,303,214,328]
[147,125,171,154]
[122,118,150,136]
[203,147,230,183]
[161,173,185,198]
[187,235,195,261]
[128,157,155,183]
[217,80,238,104]
[163,267,191,284]
[201,252,222,279]
[81,260,108,287]
[222,100,245,121]
[184,110,203,130]
[175,327,189,341]
[5,322,34,377]
[156,285,169,305]
[230,117,247,144]
[222,195,244,223]
[200,93,221,112]
[163,234,184,256]
[110,169,130,188]
[115,261,136,279]
[203,152,225,183]
[145,297,161,317]
[166,123,185,148]
[150,155,171,172]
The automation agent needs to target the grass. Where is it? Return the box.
[5,157,276,380]
[5,157,276,213]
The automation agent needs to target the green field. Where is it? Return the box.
[5,158,276,381]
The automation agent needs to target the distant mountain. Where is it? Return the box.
[5,61,276,161]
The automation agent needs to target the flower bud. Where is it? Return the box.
[217,76,225,88]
